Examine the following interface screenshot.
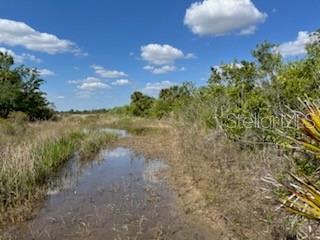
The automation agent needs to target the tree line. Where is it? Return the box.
[108,30,320,224]
[110,30,320,141]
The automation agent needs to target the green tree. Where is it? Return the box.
[151,83,193,118]
[0,52,21,118]
[252,41,282,82]
[130,91,154,117]
[0,51,54,120]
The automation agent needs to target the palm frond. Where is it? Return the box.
[280,175,320,221]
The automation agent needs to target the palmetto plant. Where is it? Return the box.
[278,100,320,221]
[297,101,320,156]
[279,174,320,221]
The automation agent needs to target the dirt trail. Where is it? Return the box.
[4,129,216,240]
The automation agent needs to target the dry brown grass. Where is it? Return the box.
[0,114,311,238]
[118,118,297,239]
[174,124,291,239]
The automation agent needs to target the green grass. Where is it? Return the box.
[0,114,162,225]
[106,115,167,136]
[78,129,117,158]
[33,136,76,184]
[0,122,117,224]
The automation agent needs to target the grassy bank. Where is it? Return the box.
[0,114,118,224]
[0,114,312,238]
[173,124,292,239]
[114,116,297,239]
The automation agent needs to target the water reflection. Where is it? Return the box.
[6,138,212,239]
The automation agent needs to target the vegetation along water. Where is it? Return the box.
[1,7,320,240]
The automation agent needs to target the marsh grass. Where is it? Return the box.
[0,114,117,224]
[0,112,298,238]
[78,129,118,158]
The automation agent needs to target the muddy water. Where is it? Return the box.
[6,131,213,239]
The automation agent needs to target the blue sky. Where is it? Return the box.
[0,0,319,110]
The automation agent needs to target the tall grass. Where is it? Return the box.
[0,114,117,224]
[169,99,298,239]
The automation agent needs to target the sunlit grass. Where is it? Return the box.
[0,114,117,224]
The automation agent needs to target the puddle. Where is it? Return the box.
[82,128,130,138]
[5,145,213,239]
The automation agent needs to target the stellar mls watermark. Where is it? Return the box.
[212,112,303,130]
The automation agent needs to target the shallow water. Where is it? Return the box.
[5,140,212,239]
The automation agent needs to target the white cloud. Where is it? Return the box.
[78,82,109,90]
[142,81,177,97]
[20,53,41,63]
[184,0,267,36]
[141,44,193,65]
[141,44,193,74]
[21,53,42,63]
[212,63,243,75]
[0,18,82,55]
[39,68,54,77]
[69,76,110,92]
[92,64,128,78]
[277,31,315,57]
[56,95,65,99]
[111,79,131,86]
[143,65,176,74]
[185,53,196,59]
[0,47,41,63]
[68,76,101,84]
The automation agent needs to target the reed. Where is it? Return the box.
[0,114,117,224]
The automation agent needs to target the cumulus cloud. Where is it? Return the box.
[277,31,315,57]
[39,68,55,77]
[141,44,192,65]
[111,79,131,86]
[92,65,128,78]
[141,44,194,74]
[184,0,267,36]
[142,81,177,97]
[0,18,82,55]
[68,76,110,91]
[78,82,109,90]
[143,65,176,74]
[0,47,41,63]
